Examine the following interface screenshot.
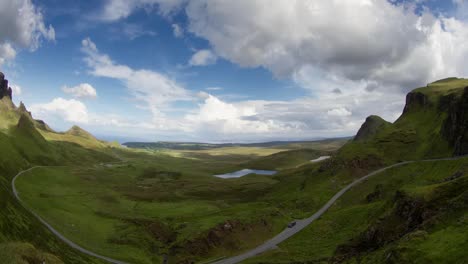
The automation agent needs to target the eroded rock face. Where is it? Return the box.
[442,87,468,156]
[402,91,428,114]
[0,72,13,100]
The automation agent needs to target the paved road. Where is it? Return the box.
[212,156,468,264]
[11,166,130,264]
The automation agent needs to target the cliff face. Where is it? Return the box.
[0,72,13,100]
[402,91,429,114]
[442,87,468,155]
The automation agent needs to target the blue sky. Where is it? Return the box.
[1,0,468,142]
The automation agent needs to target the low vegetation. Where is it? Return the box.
[0,77,467,264]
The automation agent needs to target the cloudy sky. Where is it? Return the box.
[1,0,468,142]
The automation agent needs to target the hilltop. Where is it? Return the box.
[338,78,468,167]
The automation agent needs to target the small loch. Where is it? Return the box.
[214,169,277,179]
[310,156,331,163]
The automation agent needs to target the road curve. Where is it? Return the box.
[11,166,130,264]
[213,156,467,264]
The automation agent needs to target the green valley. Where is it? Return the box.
[1,72,467,264]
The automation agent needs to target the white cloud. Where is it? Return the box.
[81,37,191,127]
[186,94,287,136]
[327,107,352,117]
[172,24,183,38]
[0,0,54,65]
[0,43,16,66]
[189,49,218,66]
[91,0,468,141]
[101,0,186,21]
[30,98,89,124]
[62,83,98,99]
[10,84,22,96]
[184,0,468,92]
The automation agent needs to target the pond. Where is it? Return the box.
[214,169,277,179]
[310,156,331,163]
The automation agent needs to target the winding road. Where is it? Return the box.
[11,156,466,264]
[212,156,467,264]
[11,166,129,264]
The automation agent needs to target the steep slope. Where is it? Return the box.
[353,115,391,142]
[0,73,115,263]
[246,78,468,264]
[340,78,468,166]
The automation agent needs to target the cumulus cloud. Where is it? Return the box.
[62,83,98,99]
[189,49,218,66]
[180,89,403,141]
[0,43,16,66]
[81,37,191,127]
[184,0,468,92]
[0,0,54,65]
[98,0,468,92]
[91,0,468,141]
[30,98,89,124]
[186,94,288,136]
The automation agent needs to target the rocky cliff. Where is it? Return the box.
[0,72,13,100]
[442,87,468,155]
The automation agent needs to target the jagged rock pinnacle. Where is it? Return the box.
[0,72,13,100]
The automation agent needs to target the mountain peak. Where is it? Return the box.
[354,115,390,142]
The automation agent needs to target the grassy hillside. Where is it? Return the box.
[40,125,109,149]
[3,77,467,264]
[339,78,468,165]
[0,96,116,263]
[246,157,468,263]
[244,78,468,263]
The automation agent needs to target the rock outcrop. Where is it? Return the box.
[402,91,428,114]
[442,87,468,155]
[354,115,390,142]
[0,72,13,100]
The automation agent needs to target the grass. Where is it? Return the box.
[245,157,468,263]
[2,78,467,263]
[12,136,348,263]
[0,242,63,264]
[244,148,331,170]
[0,103,116,263]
